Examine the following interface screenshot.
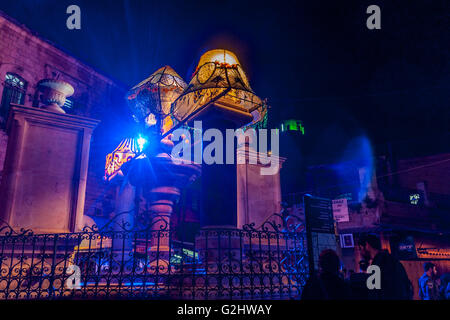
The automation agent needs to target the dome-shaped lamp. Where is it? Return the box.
[171,49,265,129]
[127,66,187,135]
[104,138,140,181]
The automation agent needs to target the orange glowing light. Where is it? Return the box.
[162,115,174,134]
[104,138,141,180]
[171,49,265,128]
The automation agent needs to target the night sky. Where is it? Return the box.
[1,0,449,160]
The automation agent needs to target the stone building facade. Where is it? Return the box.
[301,153,450,299]
[0,11,128,220]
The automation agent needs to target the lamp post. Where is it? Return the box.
[170,49,266,266]
[171,49,265,228]
[104,138,140,254]
[124,66,200,265]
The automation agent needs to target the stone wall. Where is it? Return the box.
[0,130,7,179]
[0,11,128,221]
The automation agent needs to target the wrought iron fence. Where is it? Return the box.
[0,215,308,300]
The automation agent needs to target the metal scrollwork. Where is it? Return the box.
[0,216,308,300]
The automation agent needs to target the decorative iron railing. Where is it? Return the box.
[0,216,308,300]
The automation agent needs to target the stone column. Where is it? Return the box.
[135,154,200,269]
[236,142,285,229]
[192,100,253,271]
[200,119,238,227]
[147,186,179,253]
[0,104,99,233]
[198,108,250,228]
[111,178,136,253]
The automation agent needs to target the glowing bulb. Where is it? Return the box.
[137,135,147,152]
[211,52,238,65]
[145,113,157,126]
[197,49,240,67]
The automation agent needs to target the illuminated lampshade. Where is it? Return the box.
[104,138,141,180]
[171,49,264,128]
[127,66,187,131]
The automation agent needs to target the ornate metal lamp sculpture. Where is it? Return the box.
[105,66,187,226]
[171,49,266,227]
[171,49,266,129]
[107,66,200,266]
[104,138,140,181]
[127,66,187,139]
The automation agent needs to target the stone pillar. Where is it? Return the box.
[0,104,99,233]
[192,100,253,271]
[200,118,238,227]
[197,101,253,228]
[148,186,179,253]
[136,155,200,265]
[236,143,285,229]
[111,178,136,252]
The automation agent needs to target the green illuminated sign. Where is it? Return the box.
[280,119,305,134]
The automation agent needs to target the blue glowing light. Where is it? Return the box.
[137,135,147,152]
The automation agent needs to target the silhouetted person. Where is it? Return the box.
[445,282,450,300]
[349,260,370,300]
[439,273,450,300]
[347,269,355,280]
[359,259,369,272]
[342,268,348,280]
[419,262,440,300]
[301,249,351,300]
[358,234,412,300]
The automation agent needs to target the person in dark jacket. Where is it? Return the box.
[358,234,412,300]
[445,282,450,300]
[301,249,351,300]
[419,262,440,300]
[439,273,450,300]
